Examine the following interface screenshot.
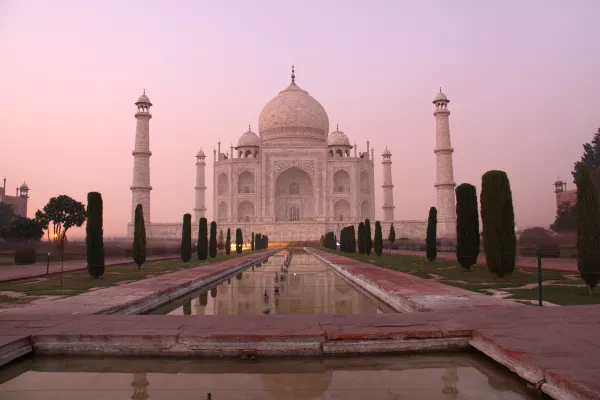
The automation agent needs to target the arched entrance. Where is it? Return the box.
[274,167,314,221]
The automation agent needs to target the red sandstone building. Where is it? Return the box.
[0,178,30,217]
[554,179,576,212]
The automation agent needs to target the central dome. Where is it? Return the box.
[258,75,329,144]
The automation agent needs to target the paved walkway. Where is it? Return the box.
[0,255,179,283]
[386,249,578,273]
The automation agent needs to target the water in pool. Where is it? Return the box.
[157,250,391,316]
[0,353,540,399]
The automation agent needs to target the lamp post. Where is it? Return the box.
[46,251,51,275]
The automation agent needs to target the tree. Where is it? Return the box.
[225,228,231,255]
[358,222,365,254]
[388,223,396,243]
[255,233,261,250]
[551,202,577,233]
[0,216,44,243]
[480,170,517,277]
[251,232,255,251]
[455,183,480,271]
[218,229,225,250]
[374,221,383,256]
[320,235,324,247]
[263,235,269,249]
[35,195,86,281]
[426,207,437,261]
[364,219,372,255]
[132,204,147,269]
[0,203,15,229]
[340,227,347,252]
[86,192,105,277]
[349,225,356,253]
[209,221,217,258]
[181,213,192,262]
[235,228,243,253]
[575,165,600,295]
[197,218,208,260]
[572,127,600,184]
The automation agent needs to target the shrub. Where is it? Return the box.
[86,192,105,277]
[324,231,336,250]
[455,184,480,270]
[209,221,217,258]
[358,222,365,254]
[364,219,372,255]
[181,214,192,262]
[480,170,517,277]
[14,247,36,265]
[197,218,208,260]
[519,227,560,258]
[132,204,147,269]
[575,164,600,295]
[388,223,396,243]
[218,229,225,250]
[374,221,383,256]
[225,228,231,255]
[235,228,243,253]
[426,207,437,261]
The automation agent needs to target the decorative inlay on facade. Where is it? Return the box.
[272,159,315,175]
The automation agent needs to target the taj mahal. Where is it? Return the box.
[127,67,457,242]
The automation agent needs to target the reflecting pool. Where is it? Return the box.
[153,250,391,316]
[0,353,539,399]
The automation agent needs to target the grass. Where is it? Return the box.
[0,251,248,298]
[321,249,600,305]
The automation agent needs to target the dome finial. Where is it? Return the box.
[143,88,146,95]
[439,87,442,93]
[249,123,251,131]
[291,64,295,84]
[336,123,339,130]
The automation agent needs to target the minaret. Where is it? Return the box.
[130,90,153,226]
[381,147,395,221]
[194,149,207,221]
[433,88,456,239]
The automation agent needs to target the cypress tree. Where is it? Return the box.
[199,292,208,306]
[364,219,372,255]
[374,221,383,256]
[209,221,217,258]
[480,170,517,277]
[349,225,356,253]
[426,207,437,261]
[340,227,347,252]
[264,235,269,249]
[86,191,105,277]
[181,213,192,262]
[132,204,147,269]
[218,229,224,250]
[251,232,255,250]
[235,228,243,253]
[388,223,396,243]
[255,233,262,250]
[210,287,217,297]
[455,183,480,270]
[197,218,208,260]
[575,164,600,295]
[358,222,365,254]
[225,228,231,255]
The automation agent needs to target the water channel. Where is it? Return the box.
[151,249,394,316]
[0,353,539,399]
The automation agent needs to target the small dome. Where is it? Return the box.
[196,149,206,158]
[327,127,351,147]
[136,91,151,104]
[433,89,449,103]
[382,147,392,156]
[19,182,28,190]
[237,128,261,147]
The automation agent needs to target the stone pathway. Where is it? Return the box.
[0,255,179,283]
[387,249,578,273]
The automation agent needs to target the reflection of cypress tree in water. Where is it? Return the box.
[442,367,459,399]
[228,278,231,285]
[183,300,192,315]
[211,287,217,297]
[236,273,243,280]
[200,292,208,306]
[131,373,149,400]
[206,393,212,400]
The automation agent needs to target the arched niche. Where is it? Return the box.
[238,200,256,222]
[218,201,228,221]
[333,170,350,193]
[237,170,255,193]
[274,167,314,221]
[334,199,351,221]
[360,171,370,194]
[360,200,370,219]
[218,173,228,195]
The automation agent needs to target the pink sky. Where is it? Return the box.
[1,0,598,238]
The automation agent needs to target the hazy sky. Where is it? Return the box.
[1,0,598,237]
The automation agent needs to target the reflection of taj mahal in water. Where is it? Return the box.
[169,252,381,316]
[128,67,458,242]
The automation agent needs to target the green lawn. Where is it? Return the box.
[0,251,249,299]
[321,250,600,305]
